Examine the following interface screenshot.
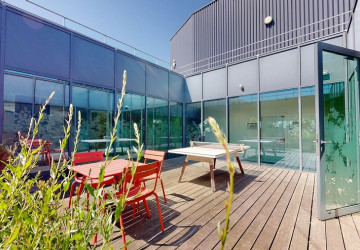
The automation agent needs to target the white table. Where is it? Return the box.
[168,141,249,192]
[81,138,136,154]
[239,139,278,157]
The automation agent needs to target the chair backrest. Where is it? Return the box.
[144,150,165,174]
[124,161,160,192]
[73,151,104,166]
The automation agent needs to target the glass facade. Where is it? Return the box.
[203,99,226,142]
[229,95,258,163]
[3,73,69,150]
[185,102,201,146]
[72,85,114,152]
[169,102,183,149]
[116,93,145,157]
[301,86,316,171]
[260,89,299,169]
[147,97,169,151]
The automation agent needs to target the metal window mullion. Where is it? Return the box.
[298,46,303,172]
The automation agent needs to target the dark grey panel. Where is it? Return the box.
[169,73,184,102]
[116,53,145,94]
[172,0,353,75]
[228,60,258,96]
[185,74,202,103]
[260,49,299,92]
[5,10,70,79]
[203,68,227,100]
[73,36,115,88]
[146,64,169,99]
[301,44,316,86]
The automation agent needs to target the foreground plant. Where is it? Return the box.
[0,70,142,249]
[207,116,235,250]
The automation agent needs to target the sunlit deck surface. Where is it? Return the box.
[88,157,360,249]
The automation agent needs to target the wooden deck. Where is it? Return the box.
[92,157,360,249]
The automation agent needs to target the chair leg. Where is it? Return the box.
[68,181,76,209]
[160,178,167,203]
[120,215,127,249]
[143,199,151,218]
[154,193,164,232]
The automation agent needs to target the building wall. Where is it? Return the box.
[171,0,355,76]
[0,4,185,151]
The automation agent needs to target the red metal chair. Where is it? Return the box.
[139,150,166,203]
[68,151,116,209]
[102,161,165,249]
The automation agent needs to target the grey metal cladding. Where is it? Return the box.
[146,64,169,99]
[300,44,316,86]
[228,59,258,96]
[169,73,185,102]
[5,10,71,79]
[116,53,146,94]
[203,68,227,100]
[172,0,355,75]
[185,74,202,103]
[73,36,115,88]
[260,48,298,92]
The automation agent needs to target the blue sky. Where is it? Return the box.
[9,0,212,63]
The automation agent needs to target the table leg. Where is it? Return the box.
[234,152,244,174]
[178,156,188,183]
[210,161,215,192]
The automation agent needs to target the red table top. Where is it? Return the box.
[71,158,143,179]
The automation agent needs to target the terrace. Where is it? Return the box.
[66,157,355,249]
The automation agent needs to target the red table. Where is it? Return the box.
[71,158,144,181]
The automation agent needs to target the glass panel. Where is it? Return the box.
[72,85,114,153]
[147,97,168,151]
[3,74,34,144]
[185,102,202,146]
[169,102,183,149]
[203,99,226,142]
[229,94,258,163]
[260,89,299,169]
[301,86,316,171]
[322,51,360,211]
[115,93,145,158]
[34,79,68,150]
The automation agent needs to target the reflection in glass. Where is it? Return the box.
[169,102,183,149]
[3,74,34,144]
[35,79,68,150]
[72,85,114,152]
[185,102,201,146]
[260,89,299,169]
[301,86,316,171]
[322,51,360,210]
[116,93,145,158]
[229,95,258,163]
[147,98,168,151]
[203,99,226,142]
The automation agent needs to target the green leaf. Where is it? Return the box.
[83,183,94,197]
[70,232,83,241]
[4,224,21,247]
[98,165,105,184]
[114,199,125,222]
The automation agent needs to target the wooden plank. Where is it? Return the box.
[326,219,345,250]
[339,215,360,250]
[153,167,280,250]
[309,178,326,250]
[219,169,297,249]
[128,165,266,249]
[193,168,286,249]
[289,173,315,249]
[252,172,307,250]
[231,171,302,250]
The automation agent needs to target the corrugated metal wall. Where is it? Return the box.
[171,0,355,76]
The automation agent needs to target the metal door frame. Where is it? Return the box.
[316,42,360,220]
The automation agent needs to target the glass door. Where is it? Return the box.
[318,43,360,220]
